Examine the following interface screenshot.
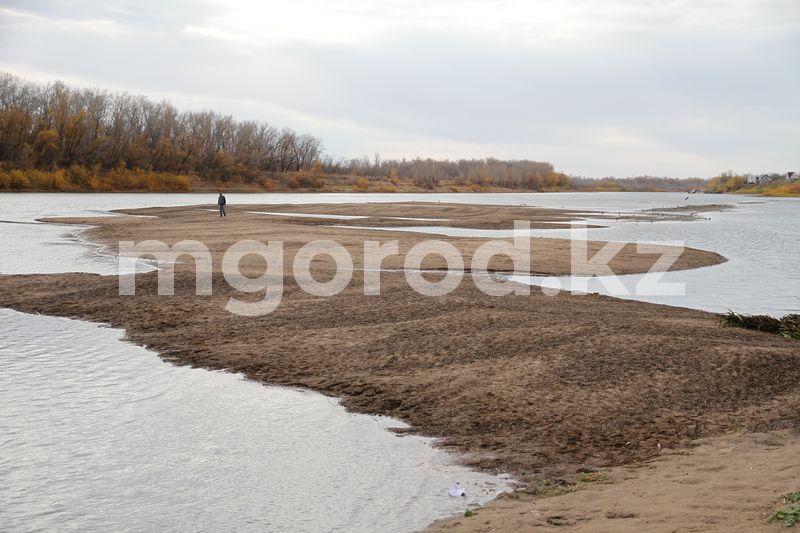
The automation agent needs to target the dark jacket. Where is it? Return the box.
[218,195,226,206]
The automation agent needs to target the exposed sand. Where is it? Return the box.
[43,202,726,276]
[645,203,736,215]
[429,431,800,532]
[1,201,797,531]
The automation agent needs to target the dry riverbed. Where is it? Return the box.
[1,202,798,532]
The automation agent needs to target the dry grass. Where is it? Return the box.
[721,311,800,340]
[738,181,800,197]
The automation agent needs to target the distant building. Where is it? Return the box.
[746,174,771,185]
[744,172,796,185]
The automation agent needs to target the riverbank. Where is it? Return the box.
[0,166,564,194]
[1,201,798,531]
[0,166,705,194]
[3,171,797,196]
[429,430,800,531]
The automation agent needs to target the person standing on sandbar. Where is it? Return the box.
[218,192,227,217]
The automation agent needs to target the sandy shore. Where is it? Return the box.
[430,430,800,532]
[43,202,726,275]
[2,201,798,531]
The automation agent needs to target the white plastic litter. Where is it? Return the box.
[448,483,466,497]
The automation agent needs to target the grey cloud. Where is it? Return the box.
[0,0,797,176]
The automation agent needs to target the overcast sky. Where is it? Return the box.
[1,0,797,177]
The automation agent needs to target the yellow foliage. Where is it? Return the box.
[739,180,800,197]
[0,166,192,192]
[9,170,30,189]
[352,176,370,192]
[772,181,800,196]
[706,171,799,196]
[51,168,70,190]
[24,169,52,189]
[387,167,400,185]
[373,183,397,193]
[707,173,745,193]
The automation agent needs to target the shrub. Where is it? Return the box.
[352,176,370,192]
[9,169,30,189]
[721,311,800,340]
[0,165,192,192]
[293,170,324,189]
[373,183,397,193]
[770,506,800,527]
[51,168,71,190]
[259,177,275,191]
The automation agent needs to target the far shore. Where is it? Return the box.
[1,201,798,531]
[1,186,798,196]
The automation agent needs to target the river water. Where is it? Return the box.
[329,194,798,316]
[0,191,797,531]
[513,197,799,317]
[0,193,516,532]
[2,193,798,314]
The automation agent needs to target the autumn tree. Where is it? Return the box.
[0,72,323,182]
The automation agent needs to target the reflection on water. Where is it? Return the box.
[513,200,799,317]
[0,309,508,532]
[337,198,798,317]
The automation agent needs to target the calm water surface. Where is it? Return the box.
[0,309,507,532]
[515,197,799,316]
[339,197,798,316]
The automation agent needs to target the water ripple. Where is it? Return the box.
[0,309,508,532]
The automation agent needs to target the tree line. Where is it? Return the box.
[1,72,726,193]
[0,72,323,183]
[0,73,572,190]
[318,155,566,190]
[570,175,708,192]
